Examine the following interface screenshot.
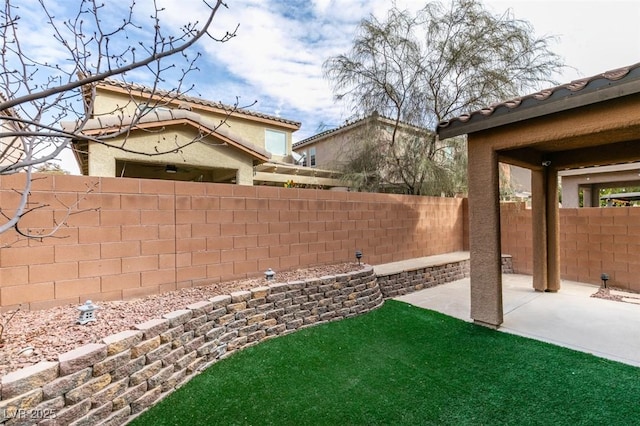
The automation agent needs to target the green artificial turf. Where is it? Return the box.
[132,301,640,425]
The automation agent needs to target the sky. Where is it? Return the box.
[173,0,640,140]
[19,0,640,173]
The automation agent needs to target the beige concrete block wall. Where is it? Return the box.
[0,174,465,310]
[501,203,640,292]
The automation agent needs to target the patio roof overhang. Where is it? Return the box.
[253,162,345,188]
[437,62,640,328]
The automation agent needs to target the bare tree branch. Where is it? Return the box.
[0,0,237,238]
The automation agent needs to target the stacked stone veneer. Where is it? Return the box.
[377,255,514,298]
[0,266,380,426]
[377,260,471,298]
[501,255,514,274]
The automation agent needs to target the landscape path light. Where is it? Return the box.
[77,300,99,325]
[355,250,363,265]
[265,268,275,281]
[601,273,609,288]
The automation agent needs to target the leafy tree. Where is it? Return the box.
[338,134,388,193]
[323,0,564,195]
[34,162,69,175]
[0,0,235,237]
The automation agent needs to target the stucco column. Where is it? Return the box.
[546,168,561,292]
[531,168,548,291]
[590,185,600,207]
[88,147,117,177]
[560,179,579,208]
[582,186,593,207]
[468,140,503,328]
[236,168,254,185]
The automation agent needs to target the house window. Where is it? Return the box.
[302,151,307,167]
[309,147,316,167]
[265,130,287,156]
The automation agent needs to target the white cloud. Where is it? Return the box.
[486,0,640,81]
[11,0,640,170]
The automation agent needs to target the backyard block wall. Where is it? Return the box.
[0,173,465,310]
[500,203,640,292]
[0,266,381,426]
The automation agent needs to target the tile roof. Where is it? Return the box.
[293,115,373,148]
[293,112,428,148]
[97,78,301,129]
[64,109,271,162]
[437,62,640,138]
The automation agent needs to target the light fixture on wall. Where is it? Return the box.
[165,164,178,174]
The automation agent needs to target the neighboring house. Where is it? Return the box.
[293,112,536,197]
[559,163,640,207]
[0,99,25,173]
[294,112,469,193]
[68,79,342,187]
[293,112,411,171]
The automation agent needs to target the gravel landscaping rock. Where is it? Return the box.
[0,263,363,376]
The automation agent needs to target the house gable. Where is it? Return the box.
[88,80,300,162]
[70,109,271,184]
[293,113,432,170]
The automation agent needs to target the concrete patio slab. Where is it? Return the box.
[395,274,640,368]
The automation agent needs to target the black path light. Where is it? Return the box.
[355,250,363,265]
[601,273,609,288]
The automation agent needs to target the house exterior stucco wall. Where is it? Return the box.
[87,128,255,184]
[294,126,366,170]
[92,88,295,158]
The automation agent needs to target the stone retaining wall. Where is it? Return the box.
[377,255,513,298]
[377,260,471,298]
[0,266,380,426]
[501,255,514,274]
[0,254,494,425]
